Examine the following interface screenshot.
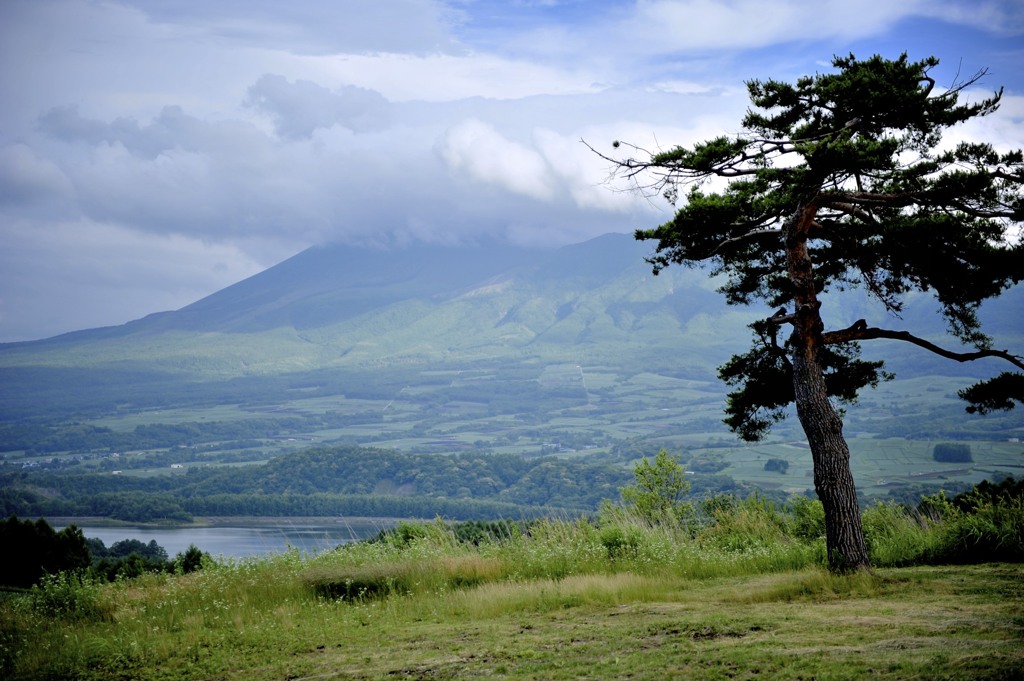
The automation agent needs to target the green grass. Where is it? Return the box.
[3,503,1023,680]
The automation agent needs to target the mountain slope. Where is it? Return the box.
[0,232,1020,427]
[0,234,735,375]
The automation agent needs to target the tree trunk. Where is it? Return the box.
[786,203,871,573]
[791,345,871,572]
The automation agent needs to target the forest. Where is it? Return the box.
[1,444,761,522]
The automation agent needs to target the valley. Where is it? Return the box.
[3,354,1022,523]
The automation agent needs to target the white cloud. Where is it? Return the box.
[956,92,1024,152]
[628,0,929,50]
[0,143,75,207]
[927,0,1024,35]
[245,75,392,138]
[0,0,1021,340]
[0,218,267,341]
[119,0,463,56]
[439,119,557,200]
[288,51,603,102]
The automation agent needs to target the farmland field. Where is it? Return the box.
[6,356,1020,508]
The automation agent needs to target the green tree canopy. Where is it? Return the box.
[619,449,691,525]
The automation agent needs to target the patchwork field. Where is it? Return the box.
[8,357,1021,510]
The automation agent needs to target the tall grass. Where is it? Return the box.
[2,492,1021,679]
[860,501,942,566]
[926,491,1024,563]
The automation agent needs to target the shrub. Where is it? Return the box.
[951,476,1023,512]
[917,490,958,522]
[619,450,692,526]
[174,544,208,574]
[0,516,90,588]
[449,520,525,545]
[598,524,645,560]
[384,519,460,551]
[788,496,825,541]
[304,554,506,601]
[28,572,111,623]
[702,494,790,553]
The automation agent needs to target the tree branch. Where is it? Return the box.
[822,201,878,223]
[712,227,783,254]
[820,188,1020,219]
[822,322,1024,370]
[819,190,919,207]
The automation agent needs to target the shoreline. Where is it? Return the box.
[43,516,408,530]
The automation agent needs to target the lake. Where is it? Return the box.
[56,518,399,559]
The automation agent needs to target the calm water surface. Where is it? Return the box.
[58,519,397,559]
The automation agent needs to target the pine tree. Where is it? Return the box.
[596,54,1024,571]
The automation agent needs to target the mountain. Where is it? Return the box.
[0,232,1020,430]
[0,233,735,376]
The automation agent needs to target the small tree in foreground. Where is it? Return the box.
[619,449,691,525]
[595,54,1024,572]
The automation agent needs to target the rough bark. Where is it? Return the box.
[791,347,871,571]
[786,203,871,572]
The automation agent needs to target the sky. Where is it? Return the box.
[1,0,1022,342]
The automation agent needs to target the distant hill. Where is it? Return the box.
[0,232,1020,425]
[0,234,733,375]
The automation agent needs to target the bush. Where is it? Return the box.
[619,450,693,527]
[28,572,111,622]
[951,476,1022,512]
[764,458,789,474]
[0,516,90,588]
[174,544,208,574]
[917,490,958,522]
[702,494,790,553]
[788,496,825,541]
[598,524,645,560]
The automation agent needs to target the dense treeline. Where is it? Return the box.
[1,443,761,523]
[0,515,208,588]
[949,475,1024,511]
[0,488,194,523]
[183,493,548,521]
[933,443,973,463]
[0,445,641,521]
[0,486,555,523]
[0,516,90,588]
[198,447,630,507]
[0,411,383,455]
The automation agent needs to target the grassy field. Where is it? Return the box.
[3,498,1023,680]
[283,565,1023,681]
[41,362,1021,493]
[674,437,1024,498]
